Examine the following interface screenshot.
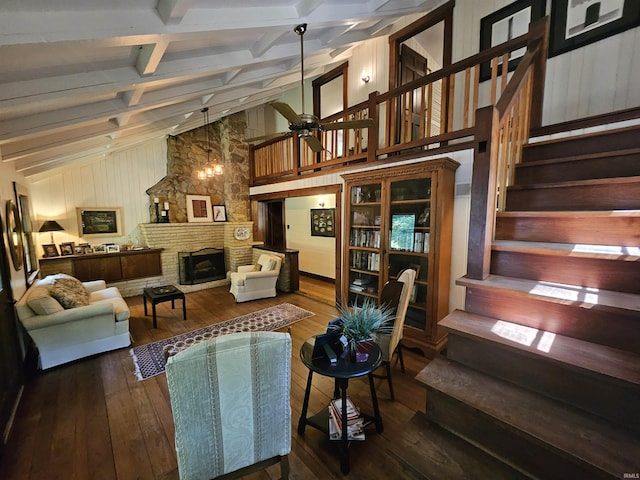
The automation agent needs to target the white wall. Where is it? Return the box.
[28,139,167,253]
[285,195,337,279]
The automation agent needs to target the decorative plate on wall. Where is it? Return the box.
[234,226,251,240]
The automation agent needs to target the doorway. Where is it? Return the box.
[251,184,342,305]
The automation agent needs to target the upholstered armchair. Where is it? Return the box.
[165,331,292,480]
[374,268,416,400]
[229,253,282,302]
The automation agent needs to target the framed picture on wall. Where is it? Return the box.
[213,205,227,222]
[549,0,640,57]
[479,0,546,81]
[186,194,213,222]
[310,208,335,237]
[76,207,123,237]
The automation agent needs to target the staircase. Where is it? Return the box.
[415,125,640,479]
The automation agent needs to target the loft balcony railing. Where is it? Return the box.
[249,18,548,189]
[251,18,549,285]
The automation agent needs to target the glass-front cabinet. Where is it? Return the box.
[342,158,459,357]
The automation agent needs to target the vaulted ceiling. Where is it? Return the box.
[0,0,441,178]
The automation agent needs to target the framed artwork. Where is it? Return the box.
[77,207,123,237]
[59,242,75,256]
[213,205,227,222]
[186,194,213,222]
[42,244,59,257]
[549,0,640,57]
[479,0,546,81]
[310,208,335,237]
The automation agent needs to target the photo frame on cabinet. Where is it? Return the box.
[77,207,123,237]
[310,208,335,237]
[549,0,640,57]
[42,244,59,258]
[479,0,546,81]
[213,205,227,222]
[59,242,75,256]
[186,194,213,222]
[105,244,120,253]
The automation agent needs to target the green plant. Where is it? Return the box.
[330,298,395,354]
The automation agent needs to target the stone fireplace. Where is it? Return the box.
[145,112,251,225]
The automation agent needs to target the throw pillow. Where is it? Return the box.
[27,286,64,315]
[253,264,262,272]
[50,278,90,309]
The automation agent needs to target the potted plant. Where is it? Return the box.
[330,298,395,362]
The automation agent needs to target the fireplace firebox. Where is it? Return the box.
[179,248,225,285]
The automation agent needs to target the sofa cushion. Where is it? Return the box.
[257,254,277,271]
[26,286,64,315]
[50,278,90,309]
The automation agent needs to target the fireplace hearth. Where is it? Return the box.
[179,248,226,285]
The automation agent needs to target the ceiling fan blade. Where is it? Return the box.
[302,135,324,152]
[321,118,375,130]
[245,132,290,143]
[270,102,302,124]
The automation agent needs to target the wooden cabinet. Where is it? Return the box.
[341,158,459,357]
[39,248,163,282]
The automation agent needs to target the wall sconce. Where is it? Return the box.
[361,71,370,83]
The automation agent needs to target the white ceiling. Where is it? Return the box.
[0,0,442,178]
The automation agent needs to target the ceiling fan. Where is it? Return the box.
[246,23,374,152]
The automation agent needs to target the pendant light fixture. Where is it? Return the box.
[195,107,223,179]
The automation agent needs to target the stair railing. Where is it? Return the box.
[466,18,549,280]
[250,18,549,191]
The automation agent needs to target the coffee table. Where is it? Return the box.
[298,335,383,474]
[143,285,186,328]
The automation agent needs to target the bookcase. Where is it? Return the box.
[341,158,459,357]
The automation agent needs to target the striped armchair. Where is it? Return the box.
[165,331,292,480]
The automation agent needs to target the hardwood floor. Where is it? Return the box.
[297,273,337,306]
[0,286,436,480]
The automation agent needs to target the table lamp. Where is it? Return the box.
[39,220,64,243]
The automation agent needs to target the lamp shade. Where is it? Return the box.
[39,220,64,233]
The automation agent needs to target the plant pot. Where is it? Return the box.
[354,340,374,363]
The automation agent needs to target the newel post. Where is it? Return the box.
[467,106,499,280]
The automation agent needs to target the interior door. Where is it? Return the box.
[264,200,285,249]
[0,207,23,452]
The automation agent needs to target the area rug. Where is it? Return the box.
[130,303,313,380]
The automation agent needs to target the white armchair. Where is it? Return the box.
[229,253,282,302]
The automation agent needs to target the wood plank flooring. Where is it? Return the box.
[0,286,435,479]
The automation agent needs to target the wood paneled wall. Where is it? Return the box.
[29,139,167,254]
[452,0,640,125]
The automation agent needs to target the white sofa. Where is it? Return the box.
[229,253,282,302]
[15,274,131,369]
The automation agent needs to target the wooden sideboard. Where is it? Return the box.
[39,248,163,282]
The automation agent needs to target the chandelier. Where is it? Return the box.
[195,107,223,179]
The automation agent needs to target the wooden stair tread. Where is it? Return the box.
[497,210,640,219]
[440,309,640,386]
[517,146,640,168]
[388,411,529,480]
[457,274,640,312]
[525,124,640,148]
[492,240,640,261]
[507,175,640,191]
[416,358,640,477]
